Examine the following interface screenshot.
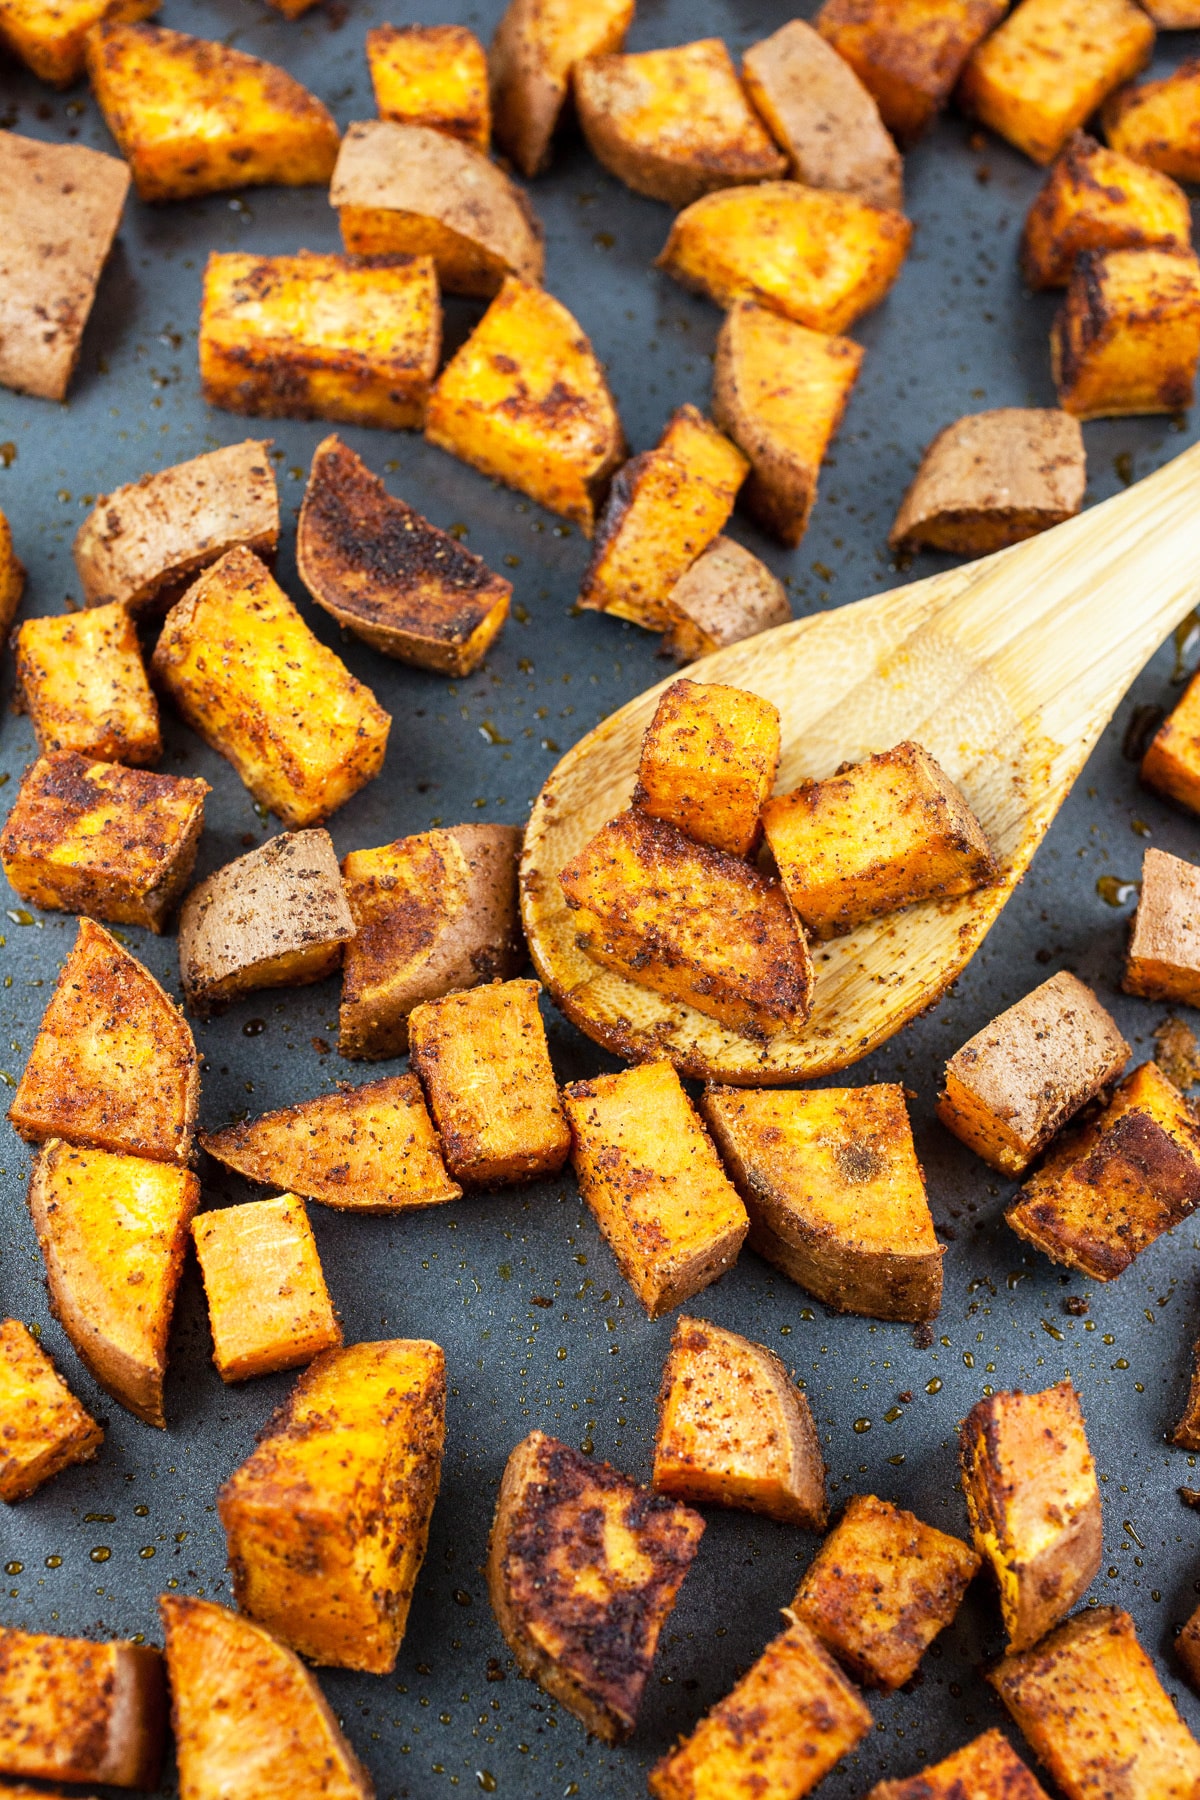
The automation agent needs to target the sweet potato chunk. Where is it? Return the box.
[1179,1601,1200,1692]
[1006,1059,1200,1278]
[15,602,160,767]
[633,678,780,856]
[219,1339,445,1673]
[713,302,863,547]
[990,1607,1200,1800]
[86,21,340,201]
[367,22,490,150]
[160,1596,373,1800]
[0,0,154,85]
[425,276,623,532]
[202,1073,460,1214]
[408,978,569,1185]
[1052,246,1200,417]
[562,1060,748,1318]
[0,752,208,933]
[10,917,199,1165]
[865,1730,1051,1800]
[1105,60,1200,183]
[889,409,1086,555]
[74,440,279,615]
[1140,0,1200,22]
[489,0,634,176]
[28,1140,199,1427]
[152,547,390,829]
[558,808,813,1039]
[937,971,1129,1176]
[648,1619,871,1800]
[488,1430,705,1743]
[193,1195,341,1383]
[960,1382,1101,1653]
[660,537,790,663]
[199,250,440,431]
[816,0,1007,143]
[297,436,511,676]
[743,21,902,210]
[1172,1332,1200,1450]
[0,1626,165,1788]
[0,134,129,402]
[177,830,355,1013]
[652,1315,826,1527]
[0,509,24,637]
[1124,847,1200,1005]
[1143,668,1200,812]
[0,1317,102,1502]
[702,1084,944,1322]
[1022,132,1192,288]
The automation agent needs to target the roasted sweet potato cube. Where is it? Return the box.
[0,509,24,637]
[28,1140,199,1428]
[0,752,208,933]
[152,547,390,829]
[743,20,902,210]
[333,120,542,298]
[488,1430,705,1743]
[865,1729,1052,1800]
[0,0,155,85]
[648,1618,871,1800]
[558,808,813,1039]
[937,971,1129,1176]
[1143,668,1200,812]
[10,917,199,1165]
[1052,246,1200,417]
[297,436,511,676]
[425,276,624,533]
[1140,0,1200,21]
[86,21,340,201]
[368,22,490,149]
[816,0,1007,143]
[660,536,791,663]
[199,250,440,432]
[1172,1332,1200,1451]
[1179,1601,1200,1697]
[161,1596,373,1800]
[489,0,634,176]
[1006,1059,1200,1278]
[1105,60,1200,183]
[15,602,160,767]
[408,978,570,1185]
[74,440,279,615]
[1022,132,1192,289]
[713,302,863,547]
[219,1338,445,1672]
[1124,847,1200,1005]
[960,1381,1101,1652]
[633,678,780,856]
[562,1060,748,1318]
[193,1195,341,1383]
[178,830,355,1013]
[652,1315,826,1527]
[202,1073,460,1214]
[0,1318,102,1502]
[0,1625,165,1788]
[889,409,1086,555]
[702,1084,944,1322]
[990,1607,1200,1799]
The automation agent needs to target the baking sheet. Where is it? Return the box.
[3,2,1200,1794]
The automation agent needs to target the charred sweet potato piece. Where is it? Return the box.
[562,1060,748,1318]
[86,21,340,201]
[713,302,863,547]
[1052,246,1200,417]
[367,22,490,149]
[1105,59,1200,183]
[425,276,624,532]
[990,1607,1200,1799]
[74,440,279,615]
[1172,1331,1200,1451]
[702,1084,944,1323]
[1179,1601,1200,1692]
[660,537,790,663]
[0,752,208,933]
[0,1625,165,1788]
[960,1382,1101,1652]
[202,1073,460,1214]
[1143,669,1200,812]
[177,830,355,1013]
[10,917,199,1165]
[1124,847,1200,1005]
[865,1729,1051,1800]
[1006,1059,1200,1278]
[652,1315,826,1527]
[0,510,23,636]
[0,0,154,85]
[488,1430,705,1743]
[648,1618,871,1800]
[0,1317,102,1502]
[408,978,569,1185]
[152,547,390,829]
[1022,132,1192,289]
[219,1339,445,1673]
[889,409,1086,555]
[297,436,511,676]
[937,971,1129,1176]
[160,1595,373,1800]
[15,602,160,766]
[193,1195,341,1383]
[816,0,1007,143]
[489,0,634,176]
[633,678,780,856]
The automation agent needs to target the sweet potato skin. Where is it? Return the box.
[660,536,791,663]
[368,22,490,150]
[889,408,1086,555]
[0,0,156,86]
[15,601,161,767]
[633,677,780,856]
[1143,668,1200,812]
[864,1729,1052,1800]
[1022,131,1192,289]
[193,1194,342,1383]
[1105,59,1200,184]
[1124,846,1200,1004]
[488,0,635,176]
[1051,246,1200,418]
[0,1317,102,1503]
[0,1626,166,1789]
[1172,1332,1200,1451]
[816,0,1007,143]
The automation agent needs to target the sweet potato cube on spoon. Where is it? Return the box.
[0,1318,102,1503]
[15,602,160,766]
[889,408,1086,556]
[1142,667,1200,812]
[0,1624,165,1788]
[489,0,634,176]
[192,1195,341,1383]
[1123,846,1200,1005]
[634,678,779,856]
[1021,131,1191,289]
[864,1729,1050,1800]
[660,537,790,663]
[815,0,1006,143]
[1051,246,1200,418]
[368,22,490,150]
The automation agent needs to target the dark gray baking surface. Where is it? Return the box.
[3,2,1200,1794]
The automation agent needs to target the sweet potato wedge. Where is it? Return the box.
[1022,131,1192,288]
[660,536,790,663]
[0,0,155,86]
[0,1317,102,1502]
[219,1339,446,1673]
[367,22,490,149]
[489,0,634,176]
[889,408,1086,555]
[488,1431,705,1743]
[15,601,160,767]
[816,0,1007,143]
[0,1625,165,1788]
[1124,846,1200,1004]
[1105,59,1200,183]
[1172,1330,1200,1451]
[865,1730,1051,1800]
[633,677,780,856]
[1052,246,1200,417]
[193,1194,341,1383]
[0,509,23,637]
[1143,668,1200,812]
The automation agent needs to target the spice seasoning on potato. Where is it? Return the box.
[1143,667,1200,811]
[367,22,490,149]
[1105,59,1200,185]
[660,536,791,663]
[0,509,24,637]
[1123,846,1200,1005]
[0,0,156,86]
[192,1195,341,1383]
[1051,246,1200,418]
[633,678,780,857]
[1021,131,1192,289]
[489,0,634,176]
[816,0,1007,144]
[864,1730,1051,1800]
[0,1318,102,1504]
[1172,1330,1200,1451]
[15,601,161,767]
[889,408,1086,555]
[0,1624,166,1788]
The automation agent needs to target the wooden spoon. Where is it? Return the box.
[521,438,1200,1084]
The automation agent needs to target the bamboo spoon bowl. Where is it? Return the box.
[521,440,1200,1084]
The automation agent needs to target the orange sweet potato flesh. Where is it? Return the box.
[0,1317,102,1502]
[0,1625,166,1788]
[192,1194,342,1383]
[0,0,157,87]
[633,677,780,856]
[864,1729,1051,1800]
